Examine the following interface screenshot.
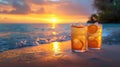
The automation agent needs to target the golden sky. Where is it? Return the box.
[0,0,94,24]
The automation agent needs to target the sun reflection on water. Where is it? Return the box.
[52,23,56,29]
[52,42,61,55]
[52,31,57,35]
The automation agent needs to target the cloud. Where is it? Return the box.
[0,0,93,15]
[55,3,89,16]
[10,0,30,14]
[28,0,45,5]
[31,7,45,14]
[0,0,30,14]
[0,0,47,14]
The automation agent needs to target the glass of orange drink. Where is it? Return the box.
[88,23,102,49]
[71,23,88,52]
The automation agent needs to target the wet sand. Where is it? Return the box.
[0,41,120,67]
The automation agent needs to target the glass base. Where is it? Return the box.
[72,50,86,52]
[89,48,101,50]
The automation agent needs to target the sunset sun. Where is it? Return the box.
[51,18,57,23]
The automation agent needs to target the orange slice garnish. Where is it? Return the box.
[72,39,84,50]
[88,39,98,48]
[88,25,98,34]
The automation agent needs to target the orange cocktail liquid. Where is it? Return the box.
[71,24,87,52]
[88,23,102,49]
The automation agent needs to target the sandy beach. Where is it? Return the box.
[0,41,120,67]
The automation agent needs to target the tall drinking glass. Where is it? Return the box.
[71,23,87,52]
[88,23,102,49]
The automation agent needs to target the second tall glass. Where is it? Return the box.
[71,23,87,52]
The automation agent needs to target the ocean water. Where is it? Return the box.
[0,23,120,52]
[0,24,71,52]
